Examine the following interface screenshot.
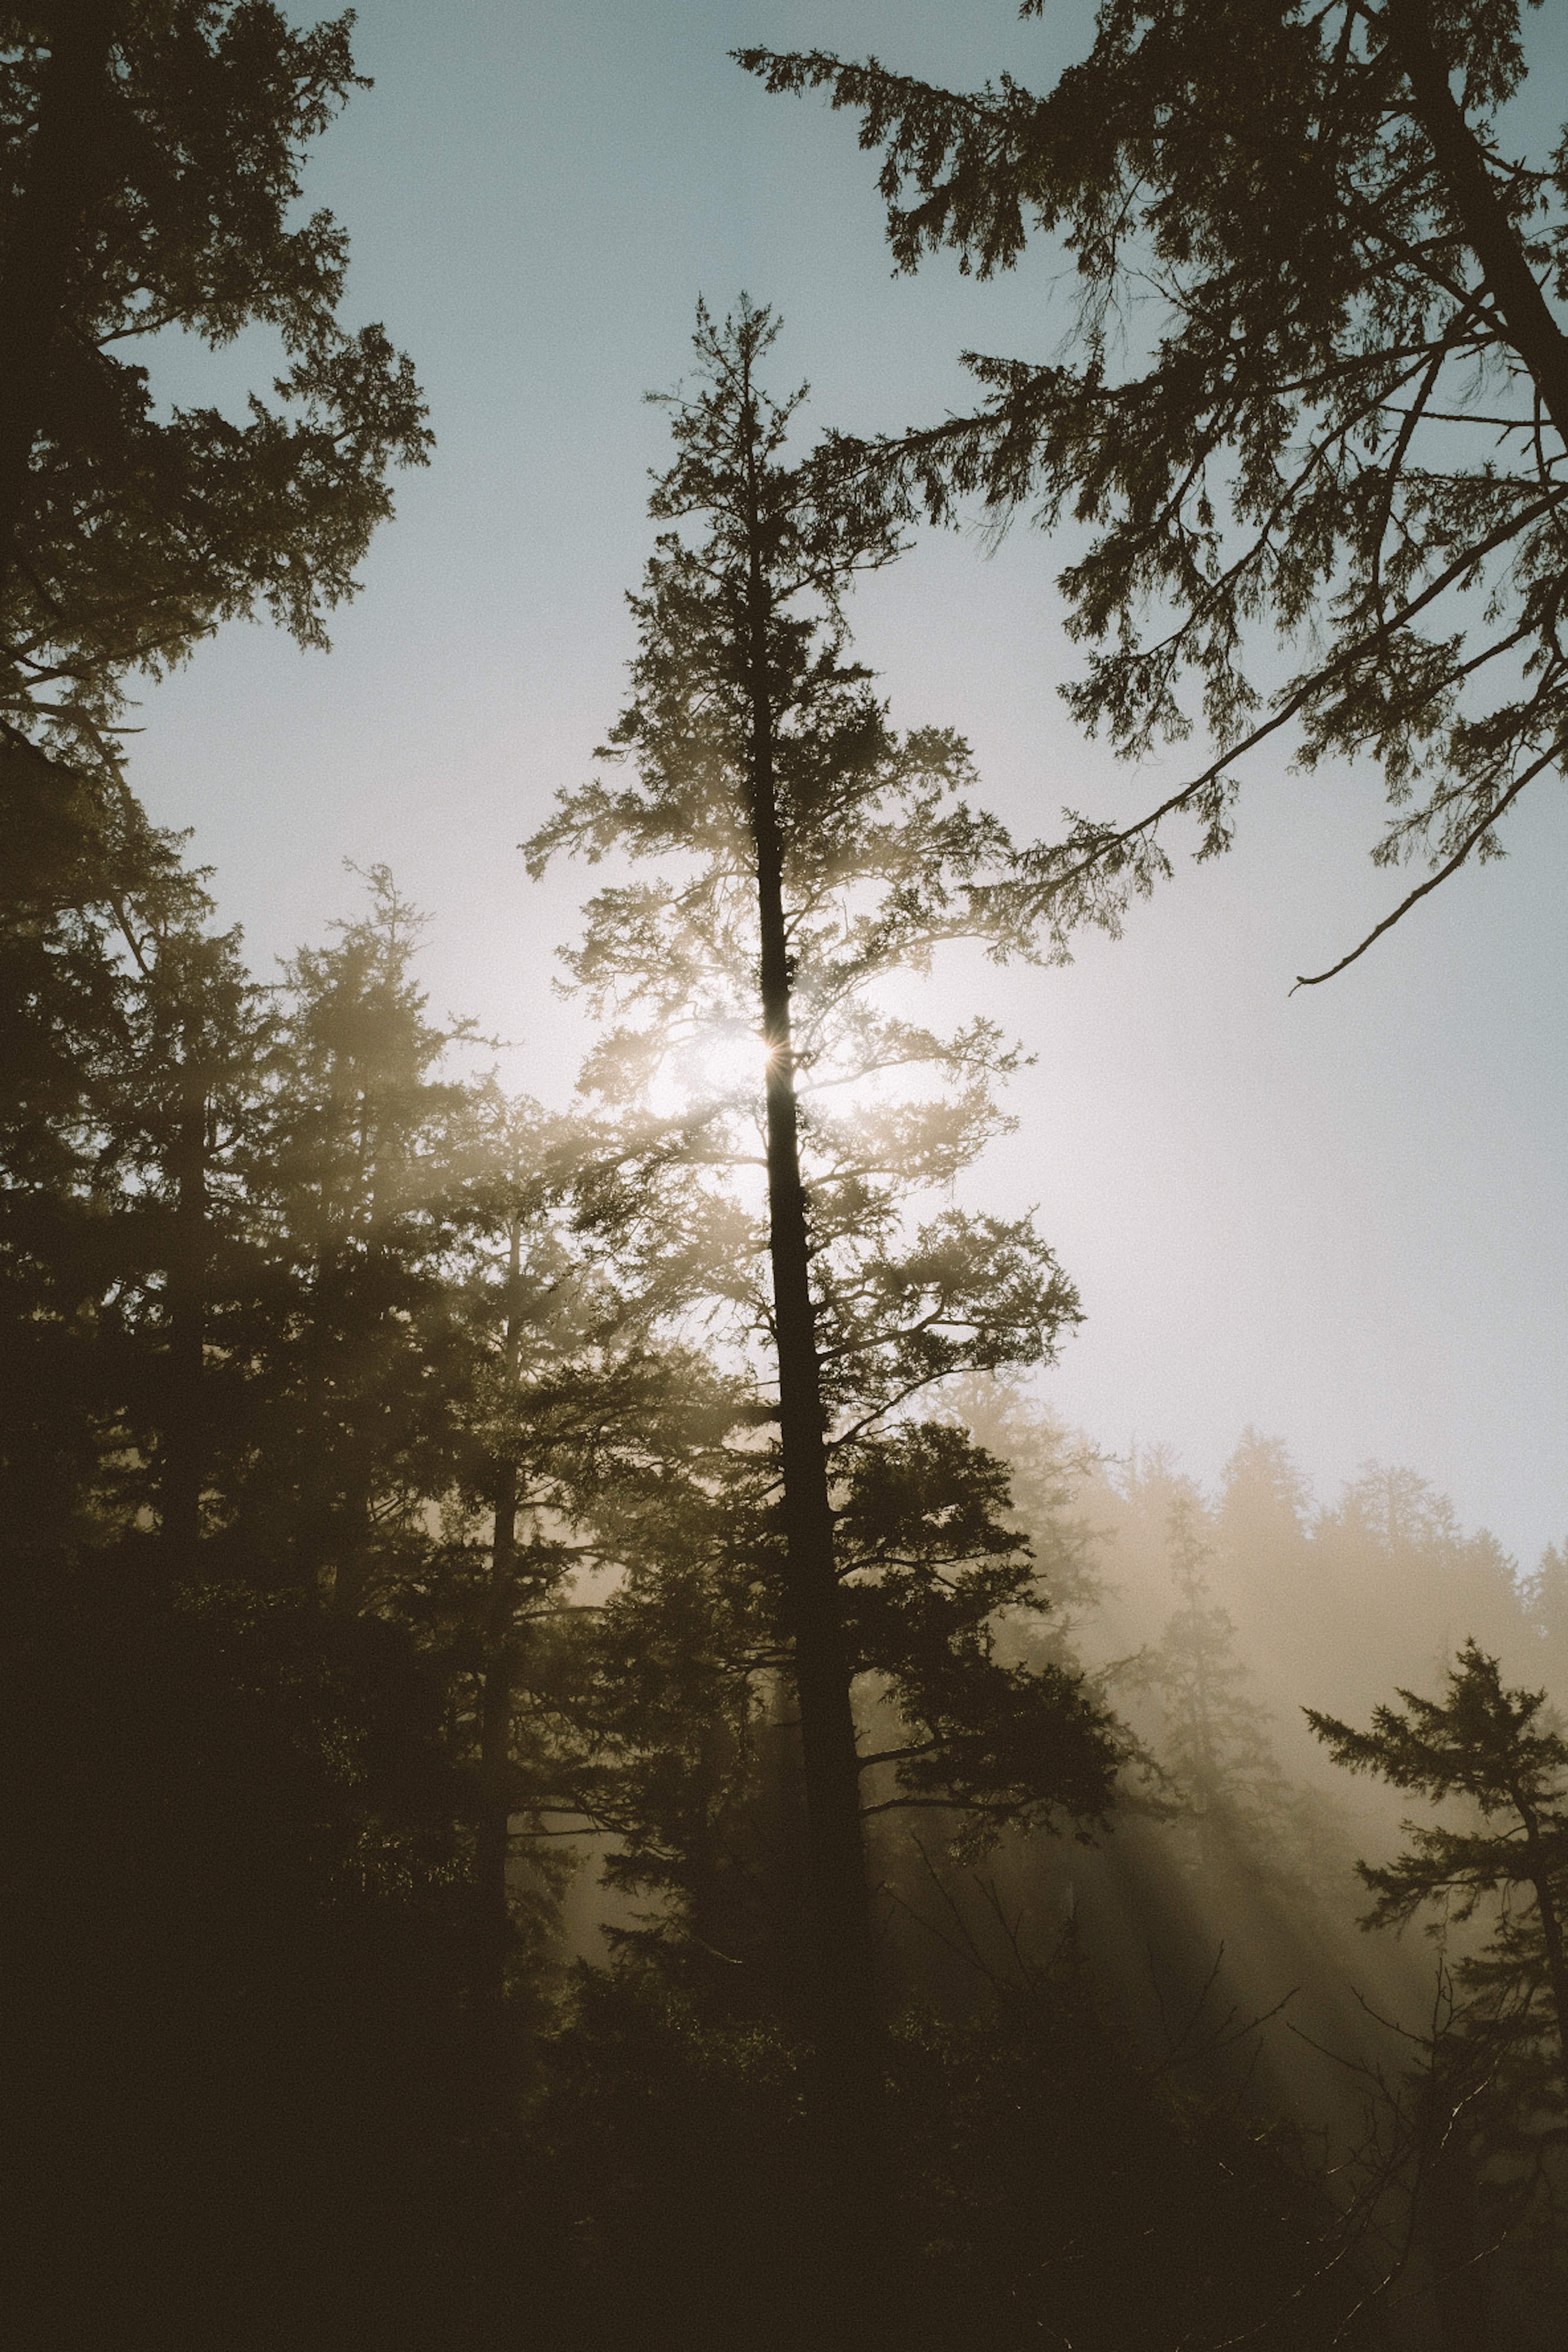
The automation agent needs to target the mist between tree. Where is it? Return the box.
[8,741,1567,2349]
[5,2,1567,2338]
[3,445,1560,2344]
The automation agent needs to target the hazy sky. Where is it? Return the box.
[126,2,1566,1571]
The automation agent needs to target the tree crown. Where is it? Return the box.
[1308,1637,1568,1927]
[741,3,1568,979]
[2,2,430,765]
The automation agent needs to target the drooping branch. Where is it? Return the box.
[1291,752,1547,988]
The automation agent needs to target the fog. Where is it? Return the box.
[7,5,1566,2347]
[123,0,1568,1572]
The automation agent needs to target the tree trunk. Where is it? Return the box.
[161,1038,207,1569]
[1386,0,1568,446]
[0,2,119,602]
[1517,1802,1568,2100]
[312,1248,372,1616]
[474,1220,524,2115]
[741,435,881,2134]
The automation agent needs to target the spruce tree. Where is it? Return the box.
[106,880,274,1568]
[526,302,1115,2227]
[1523,1538,1568,1700]
[1151,1490,1289,1847]
[437,1091,708,2104]
[1308,1638,1568,2100]
[245,867,473,1608]
[0,756,272,1566]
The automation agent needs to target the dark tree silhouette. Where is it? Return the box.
[741,2,1568,980]
[1309,1638,1568,2097]
[240,868,475,1609]
[0,757,278,1568]
[0,3,430,770]
[526,299,1111,2316]
[11,787,1554,2347]
[574,1412,1121,2016]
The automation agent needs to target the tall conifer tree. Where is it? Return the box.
[527,305,1113,2236]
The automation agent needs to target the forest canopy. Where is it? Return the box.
[3,6,1565,2348]
[11,779,1568,2346]
[0,1,430,774]
[740,0,1568,980]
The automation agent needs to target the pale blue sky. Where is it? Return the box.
[126,2,1566,1571]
